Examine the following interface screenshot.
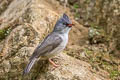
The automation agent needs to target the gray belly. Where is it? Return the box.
[43,45,65,58]
[42,34,68,58]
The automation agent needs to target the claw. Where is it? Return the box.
[49,58,59,68]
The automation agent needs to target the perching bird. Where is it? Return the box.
[23,13,73,75]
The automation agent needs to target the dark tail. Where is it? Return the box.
[23,58,37,75]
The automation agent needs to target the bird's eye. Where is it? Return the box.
[63,23,68,26]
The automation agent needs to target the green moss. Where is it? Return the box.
[84,47,120,79]
[109,70,120,80]
[0,29,6,40]
[85,49,93,54]
[73,4,79,9]
[0,28,11,41]
[74,13,80,18]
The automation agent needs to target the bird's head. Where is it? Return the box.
[53,13,73,34]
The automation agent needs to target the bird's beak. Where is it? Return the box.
[67,23,74,27]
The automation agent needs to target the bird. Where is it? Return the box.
[23,13,73,75]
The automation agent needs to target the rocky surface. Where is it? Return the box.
[0,0,109,80]
[58,0,120,79]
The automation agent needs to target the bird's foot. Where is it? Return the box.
[49,58,59,68]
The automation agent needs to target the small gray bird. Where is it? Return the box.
[23,13,73,75]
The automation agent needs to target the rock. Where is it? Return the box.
[0,0,106,80]
[22,53,104,80]
[1,60,11,73]
[32,53,103,80]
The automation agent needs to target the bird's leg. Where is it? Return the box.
[49,58,59,68]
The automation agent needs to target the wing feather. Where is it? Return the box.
[30,33,62,60]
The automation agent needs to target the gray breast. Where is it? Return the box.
[44,33,68,58]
